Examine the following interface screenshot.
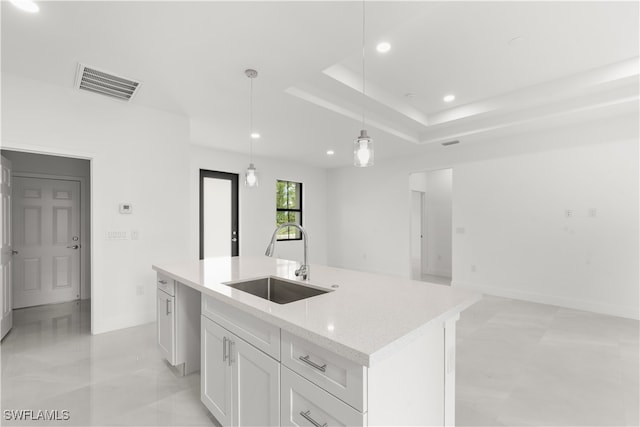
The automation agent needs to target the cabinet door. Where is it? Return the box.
[202,316,233,426]
[232,337,280,427]
[157,290,175,364]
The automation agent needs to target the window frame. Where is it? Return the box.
[276,180,303,242]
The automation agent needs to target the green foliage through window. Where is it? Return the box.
[276,180,302,240]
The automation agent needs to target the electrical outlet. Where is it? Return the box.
[136,285,144,296]
[565,209,573,218]
[131,230,139,240]
[588,208,597,218]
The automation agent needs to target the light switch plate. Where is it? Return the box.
[106,231,128,240]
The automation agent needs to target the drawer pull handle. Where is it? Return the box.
[298,355,326,372]
[300,410,327,427]
[228,340,234,366]
[158,280,168,285]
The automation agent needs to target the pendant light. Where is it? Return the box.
[245,68,259,188]
[354,0,374,167]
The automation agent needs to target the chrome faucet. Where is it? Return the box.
[265,222,309,280]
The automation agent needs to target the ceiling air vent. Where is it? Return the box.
[75,63,141,102]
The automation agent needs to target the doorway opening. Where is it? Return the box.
[0,149,91,338]
[409,168,453,285]
[199,170,239,259]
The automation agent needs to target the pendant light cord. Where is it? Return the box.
[361,0,366,129]
[249,76,254,163]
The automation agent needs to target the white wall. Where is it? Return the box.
[453,140,638,318]
[327,162,411,275]
[327,115,639,319]
[409,172,428,192]
[2,73,191,334]
[0,150,92,300]
[190,145,328,265]
[424,169,452,278]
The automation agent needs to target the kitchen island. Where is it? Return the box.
[153,256,480,427]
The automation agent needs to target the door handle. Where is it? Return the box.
[166,299,172,315]
[11,250,18,255]
[223,336,228,362]
[66,245,80,250]
[231,238,238,242]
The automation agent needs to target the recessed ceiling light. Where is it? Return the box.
[326,150,335,156]
[443,94,455,103]
[10,0,39,13]
[376,42,391,53]
[250,132,260,139]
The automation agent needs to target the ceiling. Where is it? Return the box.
[2,1,638,168]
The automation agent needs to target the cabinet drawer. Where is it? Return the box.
[282,331,367,412]
[157,273,175,296]
[282,366,365,427]
[202,294,280,360]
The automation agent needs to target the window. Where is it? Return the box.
[276,180,302,241]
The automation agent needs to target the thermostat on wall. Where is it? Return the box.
[119,203,133,214]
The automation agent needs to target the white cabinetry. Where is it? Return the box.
[201,315,280,427]
[281,366,366,427]
[281,331,366,412]
[200,293,457,426]
[282,332,368,426]
[283,324,452,426]
[201,316,233,425]
[156,273,200,375]
[157,288,176,363]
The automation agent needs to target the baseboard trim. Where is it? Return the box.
[451,281,640,320]
[424,268,452,278]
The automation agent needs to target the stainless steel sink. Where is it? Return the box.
[224,276,331,304]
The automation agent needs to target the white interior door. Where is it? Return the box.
[1,156,14,339]
[12,177,81,309]
[410,191,424,280]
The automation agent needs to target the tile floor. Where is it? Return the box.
[421,274,452,286]
[0,301,216,426]
[456,296,639,426]
[1,296,638,426]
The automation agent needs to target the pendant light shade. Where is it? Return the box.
[245,69,259,188]
[245,163,258,187]
[354,0,374,168]
[354,129,374,167]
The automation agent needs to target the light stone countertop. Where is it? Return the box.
[152,256,481,367]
